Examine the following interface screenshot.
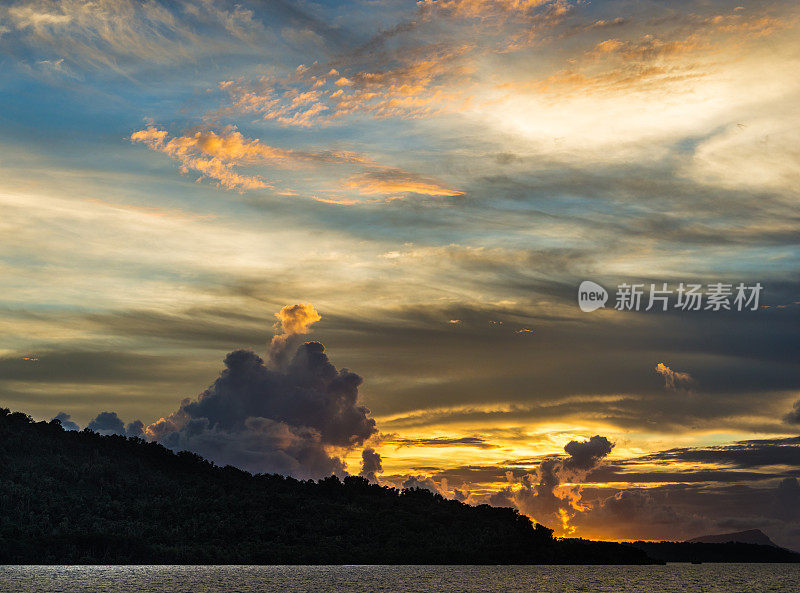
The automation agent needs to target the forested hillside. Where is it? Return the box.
[0,408,657,564]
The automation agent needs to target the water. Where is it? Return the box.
[1,564,798,593]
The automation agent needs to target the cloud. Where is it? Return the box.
[777,477,800,520]
[213,0,795,136]
[686,116,800,196]
[497,435,615,533]
[129,124,383,193]
[359,447,383,483]
[401,475,445,494]
[130,123,466,203]
[633,436,800,469]
[785,400,800,424]
[141,306,376,479]
[52,411,79,431]
[397,434,616,534]
[217,42,473,126]
[274,303,322,335]
[1,0,278,74]
[268,303,321,369]
[345,169,463,198]
[655,362,693,391]
[388,435,500,449]
[562,434,614,471]
[87,410,144,437]
[130,126,271,191]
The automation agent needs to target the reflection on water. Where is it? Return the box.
[2,564,799,593]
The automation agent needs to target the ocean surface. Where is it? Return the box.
[2,564,799,593]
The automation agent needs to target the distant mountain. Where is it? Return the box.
[630,540,800,564]
[0,408,655,565]
[687,529,776,546]
[633,527,800,564]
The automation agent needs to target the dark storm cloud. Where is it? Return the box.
[359,447,383,483]
[179,345,374,446]
[146,341,377,479]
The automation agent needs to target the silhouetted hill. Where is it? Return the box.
[687,529,776,546]
[0,409,655,565]
[631,541,800,563]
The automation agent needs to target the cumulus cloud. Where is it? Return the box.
[494,435,615,534]
[562,434,614,471]
[393,434,616,534]
[359,447,383,483]
[268,303,322,370]
[51,304,374,479]
[140,305,376,479]
[655,362,693,391]
[402,475,446,494]
[274,302,322,335]
[86,411,144,437]
[52,411,79,431]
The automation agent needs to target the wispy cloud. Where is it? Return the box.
[345,169,463,198]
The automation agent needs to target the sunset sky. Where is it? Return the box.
[1,0,799,547]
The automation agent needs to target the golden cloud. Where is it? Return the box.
[345,169,464,198]
[274,303,322,336]
[130,125,374,191]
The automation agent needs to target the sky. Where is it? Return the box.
[1,0,800,547]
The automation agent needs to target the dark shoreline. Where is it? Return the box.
[2,410,798,566]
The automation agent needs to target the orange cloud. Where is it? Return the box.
[130,126,270,191]
[131,125,374,191]
[418,0,560,20]
[274,303,321,335]
[655,362,693,391]
[268,304,322,369]
[346,169,464,198]
[218,43,475,126]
